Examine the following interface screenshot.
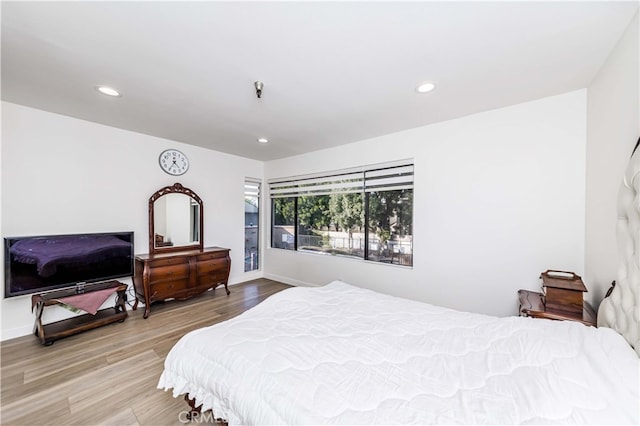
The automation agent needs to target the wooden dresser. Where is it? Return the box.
[133,247,231,318]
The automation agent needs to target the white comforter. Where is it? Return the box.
[158,281,639,425]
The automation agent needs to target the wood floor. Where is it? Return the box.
[0,278,291,426]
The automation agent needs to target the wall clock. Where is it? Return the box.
[159,149,189,176]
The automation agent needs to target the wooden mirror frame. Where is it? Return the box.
[148,182,204,254]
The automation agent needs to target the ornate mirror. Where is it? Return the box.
[149,183,203,254]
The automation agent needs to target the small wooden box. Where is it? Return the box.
[540,270,587,315]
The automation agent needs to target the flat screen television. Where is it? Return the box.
[4,231,134,298]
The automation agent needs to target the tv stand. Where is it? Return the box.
[31,280,128,346]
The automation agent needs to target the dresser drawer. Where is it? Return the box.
[197,270,227,286]
[149,263,190,281]
[150,280,189,300]
[148,257,189,269]
[196,257,229,274]
[196,251,229,262]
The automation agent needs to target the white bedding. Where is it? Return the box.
[158,281,639,425]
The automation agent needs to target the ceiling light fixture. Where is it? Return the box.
[257,137,269,144]
[254,81,264,99]
[415,82,436,94]
[95,85,121,97]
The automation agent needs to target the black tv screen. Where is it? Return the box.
[4,231,134,298]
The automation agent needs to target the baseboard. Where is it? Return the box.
[263,273,320,288]
[1,324,34,342]
[230,270,264,285]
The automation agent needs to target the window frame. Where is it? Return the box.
[244,178,261,272]
[268,160,414,267]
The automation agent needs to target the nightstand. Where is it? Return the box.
[518,289,597,326]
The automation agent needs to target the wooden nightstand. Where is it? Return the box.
[518,289,597,326]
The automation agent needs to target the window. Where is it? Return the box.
[244,180,261,272]
[269,161,413,266]
[272,197,296,250]
[366,189,413,265]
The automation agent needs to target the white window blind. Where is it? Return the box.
[244,180,261,198]
[364,164,414,192]
[269,160,413,198]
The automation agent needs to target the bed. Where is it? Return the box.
[159,281,638,424]
[158,140,640,425]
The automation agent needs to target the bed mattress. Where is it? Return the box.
[159,281,639,425]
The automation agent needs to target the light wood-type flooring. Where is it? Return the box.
[0,278,291,426]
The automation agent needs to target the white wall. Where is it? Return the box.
[1,102,263,340]
[264,90,587,317]
[586,12,639,305]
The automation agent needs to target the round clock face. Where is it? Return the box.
[159,149,189,176]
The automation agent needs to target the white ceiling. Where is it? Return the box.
[1,1,637,161]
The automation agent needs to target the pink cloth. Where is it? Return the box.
[54,287,118,315]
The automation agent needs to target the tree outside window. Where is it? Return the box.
[272,197,295,250]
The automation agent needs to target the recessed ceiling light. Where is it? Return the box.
[257,138,269,144]
[95,85,121,97]
[415,82,436,94]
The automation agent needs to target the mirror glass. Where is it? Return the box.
[153,193,200,249]
[148,182,203,254]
